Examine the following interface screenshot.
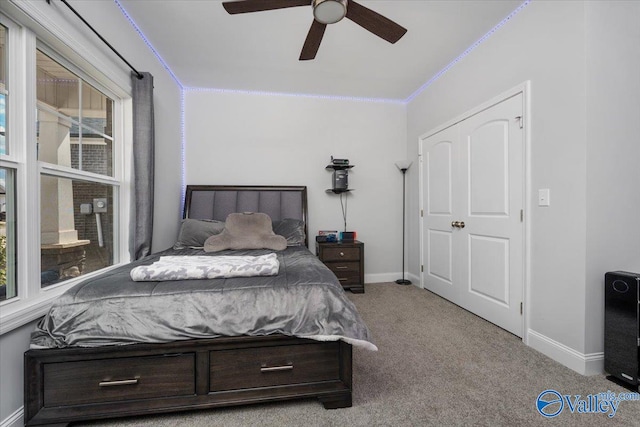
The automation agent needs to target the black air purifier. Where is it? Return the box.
[604,271,640,389]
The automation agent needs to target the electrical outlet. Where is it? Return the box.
[80,203,93,214]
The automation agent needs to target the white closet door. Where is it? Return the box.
[421,93,524,337]
[422,125,460,303]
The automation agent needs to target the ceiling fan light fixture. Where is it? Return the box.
[312,0,347,25]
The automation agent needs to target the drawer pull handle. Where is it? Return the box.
[338,278,348,282]
[261,364,294,373]
[99,378,139,387]
[340,252,344,257]
[336,266,349,270]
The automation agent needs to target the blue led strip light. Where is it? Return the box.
[179,89,186,216]
[113,0,183,90]
[115,0,530,215]
[405,0,531,103]
[114,0,186,216]
[117,0,531,105]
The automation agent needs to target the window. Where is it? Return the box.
[36,50,117,288]
[0,12,130,330]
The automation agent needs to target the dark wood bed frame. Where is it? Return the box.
[24,185,353,427]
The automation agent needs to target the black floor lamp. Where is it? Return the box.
[395,160,412,285]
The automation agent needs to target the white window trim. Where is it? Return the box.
[0,6,133,335]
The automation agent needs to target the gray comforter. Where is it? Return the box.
[31,246,377,351]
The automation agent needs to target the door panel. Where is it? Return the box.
[468,120,510,216]
[468,234,509,306]
[428,230,452,283]
[428,142,453,215]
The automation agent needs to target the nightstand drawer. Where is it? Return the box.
[321,247,360,261]
[335,274,361,286]
[326,261,360,275]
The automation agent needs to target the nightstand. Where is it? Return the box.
[316,240,364,293]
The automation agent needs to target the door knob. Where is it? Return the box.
[451,221,459,228]
[458,221,465,229]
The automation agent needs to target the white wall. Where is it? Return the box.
[185,90,407,280]
[0,322,35,424]
[0,1,182,424]
[407,0,640,373]
[584,1,640,355]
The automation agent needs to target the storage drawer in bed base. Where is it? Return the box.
[25,335,352,427]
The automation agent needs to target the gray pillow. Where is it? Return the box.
[273,218,306,246]
[204,212,287,252]
[173,219,225,249]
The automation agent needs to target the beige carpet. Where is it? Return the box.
[80,283,640,426]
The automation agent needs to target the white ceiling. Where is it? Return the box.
[118,0,525,101]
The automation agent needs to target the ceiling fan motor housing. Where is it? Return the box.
[313,0,348,24]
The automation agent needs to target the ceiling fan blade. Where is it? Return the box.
[299,20,327,61]
[223,0,310,15]
[345,1,407,44]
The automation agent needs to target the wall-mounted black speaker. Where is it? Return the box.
[604,271,640,389]
[333,170,348,190]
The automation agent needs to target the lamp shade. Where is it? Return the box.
[395,160,413,171]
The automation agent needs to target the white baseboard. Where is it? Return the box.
[1,407,23,427]
[365,273,402,284]
[583,352,606,376]
[407,272,421,285]
[527,329,604,376]
[364,272,422,286]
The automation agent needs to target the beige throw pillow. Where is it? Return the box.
[204,212,287,252]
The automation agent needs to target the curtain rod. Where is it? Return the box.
[47,0,144,79]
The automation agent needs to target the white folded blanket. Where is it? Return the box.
[130,253,279,282]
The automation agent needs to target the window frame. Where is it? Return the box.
[0,21,17,302]
[0,11,133,335]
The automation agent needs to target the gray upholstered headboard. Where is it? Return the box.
[184,185,308,245]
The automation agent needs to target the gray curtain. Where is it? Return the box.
[130,72,154,260]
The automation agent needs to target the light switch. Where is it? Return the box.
[538,189,550,207]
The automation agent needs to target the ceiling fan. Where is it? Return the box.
[222,0,408,60]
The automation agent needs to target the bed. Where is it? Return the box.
[24,185,375,427]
